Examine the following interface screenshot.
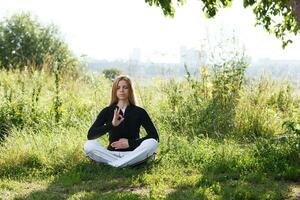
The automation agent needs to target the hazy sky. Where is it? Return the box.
[1,0,300,63]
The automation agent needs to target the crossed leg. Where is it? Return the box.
[83,138,158,168]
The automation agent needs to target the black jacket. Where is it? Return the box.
[87,104,159,151]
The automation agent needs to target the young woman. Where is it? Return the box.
[83,75,159,168]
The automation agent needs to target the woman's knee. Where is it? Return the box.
[83,140,98,153]
[141,138,159,150]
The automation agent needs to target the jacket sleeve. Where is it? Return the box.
[87,107,114,140]
[128,109,159,149]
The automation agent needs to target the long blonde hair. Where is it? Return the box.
[109,75,136,106]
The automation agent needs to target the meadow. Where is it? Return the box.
[0,60,299,199]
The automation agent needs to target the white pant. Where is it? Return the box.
[83,138,158,168]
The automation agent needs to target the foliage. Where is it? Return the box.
[145,0,300,48]
[102,67,123,80]
[283,120,300,135]
[0,69,111,140]
[0,67,300,199]
[207,56,247,135]
[0,12,78,73]
[160,54,247,137]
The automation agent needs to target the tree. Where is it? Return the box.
[0,12,78,73]
[145,0,300,48]
[102,68,123,80]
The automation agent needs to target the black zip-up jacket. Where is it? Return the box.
[87,103,159,151]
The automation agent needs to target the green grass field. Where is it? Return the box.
[0,68,299,199]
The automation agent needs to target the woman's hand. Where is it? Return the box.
[111,138,129,149]
[112,108,124,127]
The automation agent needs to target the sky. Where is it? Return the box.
[0,0,300,63]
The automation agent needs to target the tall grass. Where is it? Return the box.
[0,64,299,199]
[0,69,112,139]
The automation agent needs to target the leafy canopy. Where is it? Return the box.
[145,0,300,48]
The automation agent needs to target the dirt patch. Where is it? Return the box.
[103,187,176,196]
[286,182,300,200]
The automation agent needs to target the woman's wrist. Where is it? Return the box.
[112,121,118,127]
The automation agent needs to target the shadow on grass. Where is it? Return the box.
[164,165,291,200]
[13,160,152,200]
[164,180,290,200]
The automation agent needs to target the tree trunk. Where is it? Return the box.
[290,0,300,29]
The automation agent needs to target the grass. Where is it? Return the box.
[0,127,298,199]
[0,68,299,199]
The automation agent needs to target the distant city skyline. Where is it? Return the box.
[1,0,300,63]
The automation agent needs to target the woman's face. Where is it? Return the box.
[116,80,129,101]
